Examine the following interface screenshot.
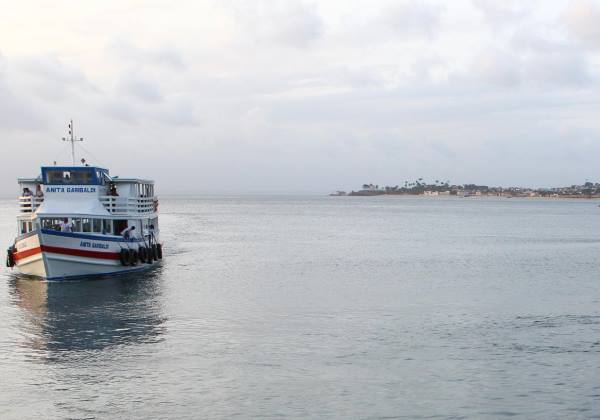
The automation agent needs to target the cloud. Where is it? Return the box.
[472,0,533,27]
[100,100,139,125]
[472,49,521,87]
[0,52,48,130]
[152,97,200,126]
[0,85,46,131]
[381,1,443,40]
[230,1,324,48]
[117,73,164,103]
[563,0,600,48]
[525,51,590,87]
[17,55,89,86]
[1,1,600,194]
[470,24,592,89]
[12,54,96,101]
[109,40,186,70]
[471,48,591,88]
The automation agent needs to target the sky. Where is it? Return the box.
[0,0,599,194]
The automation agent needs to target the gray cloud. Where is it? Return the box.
[100,100,139,125]
[13,54,97,102]
[117,73,164,103]
[382,1,443,40]
[109,40,186,70]
[17,55,89,86]
[230,1,324,48]
[563,0,600,48]
[472,49,521,87]
[152,98,200,126]
[472,0,533,27]
[525,51,591,87]
[471,46,591,88]
[0,86,46,131]
[1,1,600,195]
[0,53,47,130]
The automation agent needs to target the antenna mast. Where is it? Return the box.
[62,119,83,166]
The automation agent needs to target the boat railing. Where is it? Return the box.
[99,196,157,215]
[18,196,44,213]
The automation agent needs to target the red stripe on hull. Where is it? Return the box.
[42,245,120,260]
[14,245,119,261]
[13,246,42,261]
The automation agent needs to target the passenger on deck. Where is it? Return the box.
[59,218,73,232]
[108,184,119,196]
[35,185,44,198]
[148,224,156,243]
[22,188,32,197]
[121,225,136,240]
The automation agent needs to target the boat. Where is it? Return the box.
[5,121,163,280]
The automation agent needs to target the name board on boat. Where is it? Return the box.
[80,241,109,249]
[45,187,97,193]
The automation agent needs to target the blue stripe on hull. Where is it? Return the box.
[41,229,145,243]
[43,264,156,281]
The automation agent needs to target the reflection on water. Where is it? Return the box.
[8,270,166,357]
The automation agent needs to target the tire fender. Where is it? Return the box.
[119,249,130,266]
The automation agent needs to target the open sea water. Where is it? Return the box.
[1,195,600,419]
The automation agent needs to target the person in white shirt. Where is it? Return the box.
[58,218,72,232]
[121,225,136,240]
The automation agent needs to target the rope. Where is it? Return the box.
[49,142,73,166]
[77,142,108,168]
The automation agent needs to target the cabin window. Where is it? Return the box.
[19,221,34,234]
[72,170,93,184]
[95,171,107,185]
[41,218,62,230]
[92,219,102,233]
[135,183,153,197]
[103,219,113,235]
[72,218,82,232]
[43,168,97,185]
[45,170,67,184]
[81,218,92,233]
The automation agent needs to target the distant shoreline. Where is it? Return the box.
[331,181,600,199]
[331,193,600,200]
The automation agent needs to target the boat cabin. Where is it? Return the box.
[17,166,159,239]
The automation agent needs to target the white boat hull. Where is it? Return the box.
[13,229,160,280]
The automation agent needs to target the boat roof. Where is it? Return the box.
[41,165,109,172]
[112,177,154,184]
[19,166,154,185]
[36,199,111,216]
